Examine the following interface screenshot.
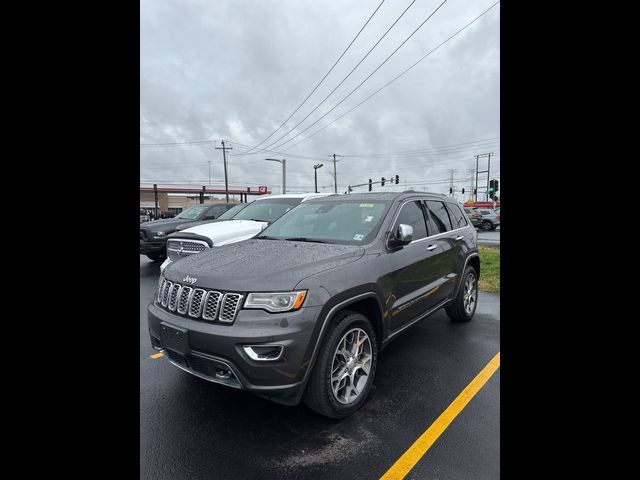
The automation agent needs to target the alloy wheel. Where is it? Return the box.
[330,328,373,405]
[463,273,477,315]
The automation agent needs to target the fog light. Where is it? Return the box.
[215,369,232,380]
[243,345,284,361]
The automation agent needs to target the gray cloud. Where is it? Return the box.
[141,0,500,196]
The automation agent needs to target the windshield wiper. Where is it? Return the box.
[284,237,329,244]
[255,235,279,240]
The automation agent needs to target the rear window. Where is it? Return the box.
[447,203,468,229]
[425,200,453,233]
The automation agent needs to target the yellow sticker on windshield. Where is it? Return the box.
[359,203,374,208]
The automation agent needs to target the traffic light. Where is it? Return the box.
[494,179,499,192]
[395,174,399,184]
[449,187,453,194]
[462,188,465,194]
[488,179,495,196]
[474,188,477,195]
[348,185,353,193]
[368,179,372,191]
[381,177,385,187]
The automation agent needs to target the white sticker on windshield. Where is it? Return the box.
[364,215,374,222]
[353,234,364,241]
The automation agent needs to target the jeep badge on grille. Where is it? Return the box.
[182,275,197,285]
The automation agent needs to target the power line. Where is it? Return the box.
[262,0,422,151]
[280,1,501,152]
[225,140,326,161]
[342,142,501,159]
[267,0,450,151]
[342,138,500,157]
[242,0,387,154]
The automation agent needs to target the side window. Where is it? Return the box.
[447,203,468,229]
[205,205,225,219]
[214,205,229,216]
[425,200,453,233]
[393,201,427,241]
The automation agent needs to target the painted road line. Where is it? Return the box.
[150,352,164,359]
[380,352,500,480]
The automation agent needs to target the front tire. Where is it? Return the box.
[147,254,166,262]
[446,266,479,322]
[303,311,378,419]
[481,220,493,231]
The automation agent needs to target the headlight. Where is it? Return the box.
[244,291,307,313]
[152,231,166,239]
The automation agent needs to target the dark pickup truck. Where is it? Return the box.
[140,203,237,261]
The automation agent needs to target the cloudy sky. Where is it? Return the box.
[140,0,500,198]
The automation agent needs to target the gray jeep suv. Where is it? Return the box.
[148,192,480,418]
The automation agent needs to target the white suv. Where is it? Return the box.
[160,193,334,272]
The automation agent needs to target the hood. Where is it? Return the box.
[140,217,197,233]
[177,219,268,246]
[163,239,364,291]
[175,218,227,232]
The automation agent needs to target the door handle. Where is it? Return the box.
[426,244,437,251]
[455,235,464,240]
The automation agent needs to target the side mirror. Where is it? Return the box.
[391,224,413,247]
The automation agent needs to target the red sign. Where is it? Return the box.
[258,186,267,194]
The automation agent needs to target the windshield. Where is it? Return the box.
[176,204,210,220]
[259,200,390,245]
[232,198,302,223]
[217,203,246,220]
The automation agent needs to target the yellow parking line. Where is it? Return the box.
[380,352,500,480]
[150,352,164,359]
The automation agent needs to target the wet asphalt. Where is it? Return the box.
[140,256,500,480]
[477,228,500,246]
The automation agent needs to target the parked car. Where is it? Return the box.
[463,207,482,227]
[476,208,500,231]
[160,193,333,272]
[148,192,479,418]
[140,203,238,262]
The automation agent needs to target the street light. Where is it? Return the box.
[313,163,323,193]
[265,158,286,194]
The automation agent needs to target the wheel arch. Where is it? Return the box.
[452,253,480,298]
[300,292,384,392]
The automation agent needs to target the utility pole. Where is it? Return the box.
[208,160,211,186]
[328,154,342,194]
[313,163,323,193]
[467,168,475,203]
[447,169,456,198]
[215,140,233,202]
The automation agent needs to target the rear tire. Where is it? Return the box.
[303,311,377,419]
[481,220,492,231]
[446,265,479,322]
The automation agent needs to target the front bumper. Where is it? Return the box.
[147,302,323,405]
[140,240,166,255]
